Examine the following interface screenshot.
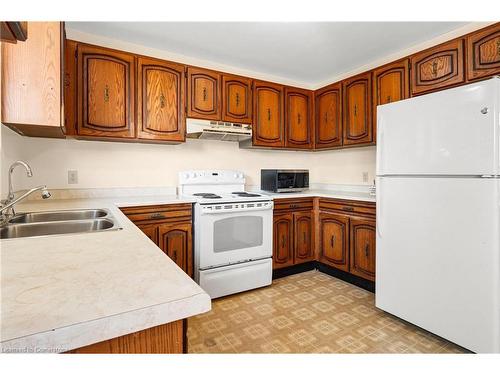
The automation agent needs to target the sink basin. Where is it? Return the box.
[8,209,109,224]
[0,218,120,239]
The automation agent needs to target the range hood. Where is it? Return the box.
[186,118,252,142]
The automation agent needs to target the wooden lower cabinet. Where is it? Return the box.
[349,217,376,281]
[158,222,193,278]
[272,198,315,269]
[319,213,349,272]
[67,319,185,354]
[273,213,294,269]
[120,204,193,277]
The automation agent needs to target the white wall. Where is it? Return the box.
[0,126,376,192]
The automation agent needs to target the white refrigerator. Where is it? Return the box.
[376,76,500,353]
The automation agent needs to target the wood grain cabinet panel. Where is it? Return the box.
[77,44,135,138]
[253,80,284,147]
[222,74,252,123]
[187,67,220,120]
[137,224,159,245]
[466,23,500,81]
[2,22,64,137]
[285,87,313,149]
[410,38,465,95]
[349,217,376,282]
[273,213,294,269]
[293,211,314,263]
[343,72,373,146]
[137,57,185,142]
[314,83,342,148]
[319,213,349,272]
[373,59,410,142]
[158,223,193,277]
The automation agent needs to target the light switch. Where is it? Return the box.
[362,172,369,183]
[68,170,78,184]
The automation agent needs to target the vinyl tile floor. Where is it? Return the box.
[187,270,469,354]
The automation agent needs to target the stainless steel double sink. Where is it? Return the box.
[0,209,122,239]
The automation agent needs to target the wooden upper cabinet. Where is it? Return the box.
[466,23,500,81]
[294,211,314,264]
[343,72,373,146]
[349,217,376,282]
[285,87,313,149]
[187,67,221,120]
[2,22,64,137]
[158,222,193,277]
[410,38,465,95]
[273,213,294,269]
[253,80,284,147]
[315,83,342,148]
[373,59,410,142]
[137,57,185,142]
[77,44,135,138]
[319,213,349,272]
[222,74,252,123]
[1,22,28,43]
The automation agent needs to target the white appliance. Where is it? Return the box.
[376,76,500,353]
[178,170,273,299]
[186,118,252,142]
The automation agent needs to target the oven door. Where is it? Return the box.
[198,206,273,269]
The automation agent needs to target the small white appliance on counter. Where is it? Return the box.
[178,170,273,299]
[376,77,500,353]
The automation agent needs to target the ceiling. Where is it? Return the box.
[67,22,467,86]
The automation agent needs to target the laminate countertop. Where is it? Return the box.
[0,195,208,353]
[259,189,376,203]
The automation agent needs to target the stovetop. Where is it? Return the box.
[187,191,272,204]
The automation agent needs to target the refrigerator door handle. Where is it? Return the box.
[376,178,382,239]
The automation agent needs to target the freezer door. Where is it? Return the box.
[377,77,499,176]
[376,176,500,353]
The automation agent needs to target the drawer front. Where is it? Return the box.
[120,204,192,224]
[319,198,375,217]
[274,198,314,212]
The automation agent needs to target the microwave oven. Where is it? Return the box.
[260,169,309,193]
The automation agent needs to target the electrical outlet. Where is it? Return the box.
[68,170,78,184]
[362,172,369,183]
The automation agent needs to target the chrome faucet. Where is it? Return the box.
[1,161,51,223]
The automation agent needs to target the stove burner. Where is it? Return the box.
[193,193,222,199]
[232,192,261,197]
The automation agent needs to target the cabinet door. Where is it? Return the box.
[253,80,284,147]
[349,218,376,282]
[77,44,135,138]
[137,224,159,245]
[158,223,193,277]
[410,38,465,95]
[466,23,500,81]
[285,87,313,149]
[314,83,342,148]
[273,213,294,269]
[373,59,410,143]
[319,213,349,272]
[222,74,252,123]
[343,72,373,146]
[187,67,220,120]
[294,211,314,264]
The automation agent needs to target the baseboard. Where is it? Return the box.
[273,261,375,293]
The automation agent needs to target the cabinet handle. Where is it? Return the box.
[172,250,178,262]
[297,113,301,124]
[203,87,207,101]
[289,204,298,209]
[330,234,336,248]
[324,113,328,123]
[342,206,354,212]
[432,60,438,76]
[150,213,166,219]
[386,95,391,103]
[281,235,285,248]
[64,73,70,88]
[236,92,240,107]
[160,93,166,108]
[104,85,110,102]
[267,108,271,121]
[303,232,306,243]
[364,244,369,258]
[354,104,357,117]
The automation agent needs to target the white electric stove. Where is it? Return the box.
[178,170,273,299]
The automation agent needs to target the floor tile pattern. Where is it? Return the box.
[187,270,468,354]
